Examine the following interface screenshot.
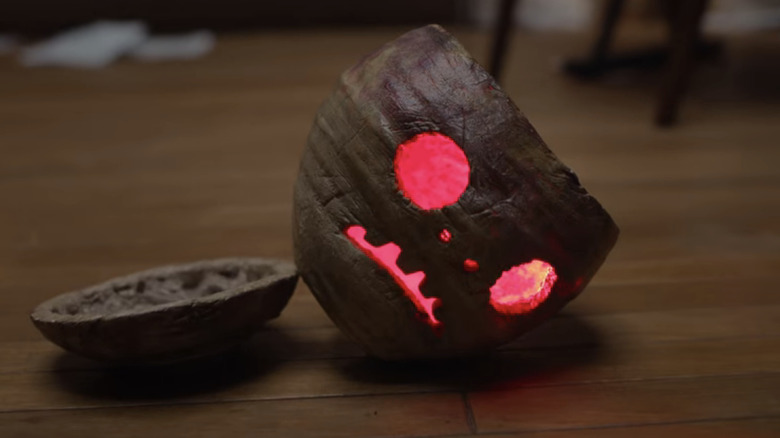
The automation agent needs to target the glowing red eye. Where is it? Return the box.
[489,260,557,315]
[394,132,470,210]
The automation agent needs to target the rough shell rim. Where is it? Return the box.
[30,257,298,325]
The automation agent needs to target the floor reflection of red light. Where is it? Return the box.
[345,225,442,328]
[394,132,470,210]
[489,260,557,314]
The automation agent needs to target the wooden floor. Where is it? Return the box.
[1,26,779,437]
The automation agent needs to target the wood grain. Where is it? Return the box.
[0,393,469,438]
[1,26,778,437]
[1,336,779,413]
[451,418,780,437]
[469,373,780,433]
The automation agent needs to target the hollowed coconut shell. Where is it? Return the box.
[30,258,298,365]
[293,25,618,360]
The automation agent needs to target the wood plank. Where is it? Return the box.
[592,254,779,288]
[505,305,780,349]
[449,417,780,437]
[567,277,780,315]
[469,373,780,433]
[1,335,777,413]
[4,301,779,372]
[0,393,469,438]
[0,325,361,374]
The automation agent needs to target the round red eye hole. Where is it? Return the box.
[394,132,470,210]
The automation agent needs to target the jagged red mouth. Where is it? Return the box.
[345,225,442,328]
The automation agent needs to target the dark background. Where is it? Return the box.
[0,1,467,34]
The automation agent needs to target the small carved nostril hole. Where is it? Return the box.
[463,259,479,272]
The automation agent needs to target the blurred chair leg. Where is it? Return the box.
[564,0,626,78]
[488,0,519,83]
[655,0,710,127]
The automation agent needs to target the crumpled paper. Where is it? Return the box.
[129,30,215,61]
[20,21,215,68]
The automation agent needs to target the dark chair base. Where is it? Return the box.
[563,41,723,80]
[489,0,717,127]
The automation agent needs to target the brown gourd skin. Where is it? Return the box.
[293,25,619,360]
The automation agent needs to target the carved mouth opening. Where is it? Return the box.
[345,225,442,328]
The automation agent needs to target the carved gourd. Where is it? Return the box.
[293,25,619,360]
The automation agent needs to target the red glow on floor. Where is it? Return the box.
[345,225,442,328]
[394,132,470,210]
[438,229,452,243]
[463,259,479,272]
[489,260,557,315]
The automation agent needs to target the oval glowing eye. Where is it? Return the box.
[489,260,557,315]
[394,132,470,210]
